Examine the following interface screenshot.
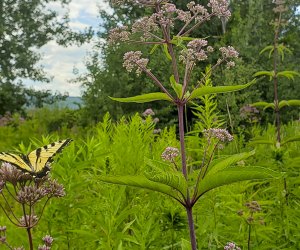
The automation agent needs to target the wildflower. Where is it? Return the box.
[153,129,162,134]
[176,10,192,22]
[207,46,214,52]
[143,108,155,116]
[187,39,208,50]
[38,245,51,250]
[163,3,177,13]
[161,147,179,162]
[208,0,231,19]
[245,200,261,213]
[0,225,6,243]
[123,51,149,75]
[0,163,33,185]
[237,210,244,216]
[153,117,159,123]
[226,61,235,69]
[187,2,209,17]
[224,242,241,250]
[203,128,233,142]
[108,26,131,44]
[219,46,239,59]
[43,235,54,246]
[19,215,38,227]
[17,185,47,205]
[132,16,159,40]
[0,180,4,193]
[44,179,66,198]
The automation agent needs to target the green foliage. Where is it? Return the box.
[0,113,299,249]
[191,66,225,131]
[0,0,92,115]
[110,92,173,103]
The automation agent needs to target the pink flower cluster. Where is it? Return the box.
[108,26,130,45]
[203,128,233,142]
[143,108,155,116]
[179,39,211,65]
[161,147,179,162]
[224,242,241,250]
[208,0,231,20]
[123,51,149,75]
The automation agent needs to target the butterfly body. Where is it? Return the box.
[0,139,72,177]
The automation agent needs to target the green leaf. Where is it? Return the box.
[259,45,274,55]
[206,150,255,177]
[98,175,180,201]
[252,102,275,110]
[170,75,183,98]
[145,169,188,198]
[282,135,300,146]
[195,167,280,199]
[253,71,274,80]
[109,92,173,103]
[66,230,99,240]
[279,100,300,109]
[163,44,172,60]
[150,44,160,54]
[248,139,274,146]
[181,238,191,250]
[188,79,255,101]
[277,71,300,80]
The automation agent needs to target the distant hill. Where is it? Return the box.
[25,96,84,110]
[52,96,83,110]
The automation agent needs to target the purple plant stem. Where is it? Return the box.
[186,206,197,250]
[27,227,34,250]
[177,104,197,249]
[177,104,188,179]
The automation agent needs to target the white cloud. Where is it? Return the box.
[23,0,111,97]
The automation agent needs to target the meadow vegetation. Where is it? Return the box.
[0,0,300,249]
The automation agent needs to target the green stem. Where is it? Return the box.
[248,224,251,250]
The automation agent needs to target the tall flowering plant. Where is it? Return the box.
[100,1,279,248]
[0,163,65,250]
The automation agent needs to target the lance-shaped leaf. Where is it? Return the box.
[248,139,274,146]
[194,167,280,200]
[279,100,300,109]
[277,71,300,80]
[206,150,255,177]
[98,175,181,201]
[170,75,183,98]
[163,44,172,60]
[188,79,255,101]
[252,101,275,110]
[145,169,188,199]
[253,71,274,80]
[282,135,300,146]
[109,92,173,103]
[259,45,273,56]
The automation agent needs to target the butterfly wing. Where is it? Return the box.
[0,152,32,172]
[27,139,73,175]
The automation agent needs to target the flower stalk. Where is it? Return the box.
[109,1,238,249]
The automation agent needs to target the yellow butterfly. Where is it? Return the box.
[0,139,72,177]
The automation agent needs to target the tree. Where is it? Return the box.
[82,0,300,125]
[0,0,92,115]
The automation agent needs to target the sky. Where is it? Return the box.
[23,0,110,97]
